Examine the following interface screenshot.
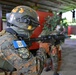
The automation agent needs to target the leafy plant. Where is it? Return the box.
[43,13,68,33]
[60,18,68,28]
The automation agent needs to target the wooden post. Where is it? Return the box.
[0,5,3,31]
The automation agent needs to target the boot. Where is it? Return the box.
[53,72,60,75]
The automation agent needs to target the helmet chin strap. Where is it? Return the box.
[7,22,33,38]
[6,27,30,40]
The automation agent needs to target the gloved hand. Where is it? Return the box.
[44,66,51,72]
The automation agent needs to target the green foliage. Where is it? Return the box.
[43,13,60,32]
[60,18,68,28]
[43,13,68,32]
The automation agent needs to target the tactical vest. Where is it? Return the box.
[0,29,38,75]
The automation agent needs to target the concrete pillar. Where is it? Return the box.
[0,5,3,31]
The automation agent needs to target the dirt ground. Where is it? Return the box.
[61,38,76,71]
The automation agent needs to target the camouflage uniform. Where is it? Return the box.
[39,27,61,75]
[0,30,47,75]
[0,5,62,75]
[0,5,48,75]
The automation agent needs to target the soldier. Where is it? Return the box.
[0,5,60,75]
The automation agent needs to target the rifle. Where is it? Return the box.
[23,34,70,46]
[6,28,70,46]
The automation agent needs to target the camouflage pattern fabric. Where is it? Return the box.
[0,30,6,36]
[0,32,45,75]
[40,28,61,70]
[0,30,62,75]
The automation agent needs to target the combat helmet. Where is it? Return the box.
[7,6,39,31]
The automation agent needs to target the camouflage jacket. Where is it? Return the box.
[0,32,38,75]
